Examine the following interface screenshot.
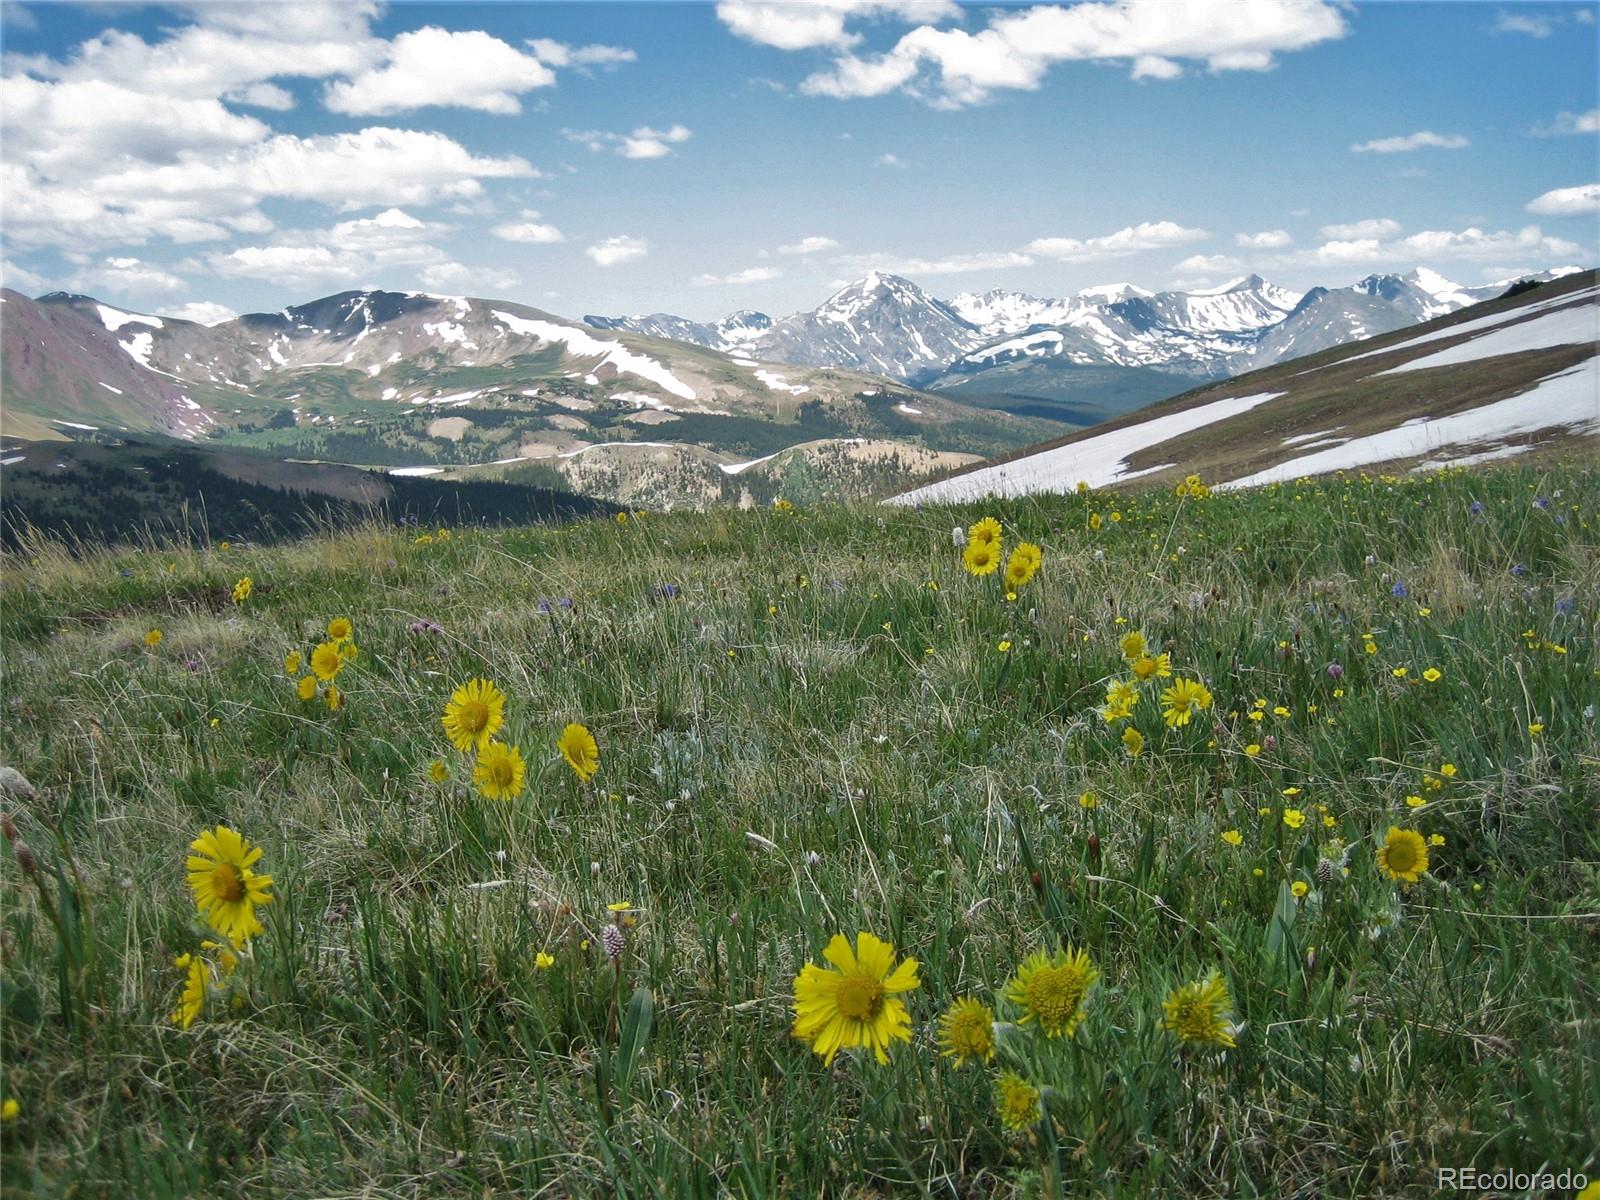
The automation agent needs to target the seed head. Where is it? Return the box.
[601,923,625,961]
[12,839,37,876]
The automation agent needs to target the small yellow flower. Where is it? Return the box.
[1244,743,1261,758]
[310,640,344,682]
[1079,791,1098,810]
[1440,763,1457,777]
[1283,809,1306,829]
[296,674,317,701]
[1392,667,1408,679]
[1282,786,1301,797]
[231,577,252,604]
[536,952,556,969]
[1,1098,20,1121]
[937,996,996,1066]
[996,639,1011,653]
[1122,726,1144,757]
[1528,723,1544,737]
[1221,829,1243,846]
[327,617,353,641]
[1005,945,1098,1038]
[284,650,302,675]
[145,629,163,647]
[428,759,449,783]
[473,741,527,801]
[1428,833,1445,847]
[1252,867,1265,877]
[1422,668,1442,683]
[1119,630,1147,661]
[1291,881,1309,899]
[995,1071,1041,1131]
[1405,795,1425,809]
[1161,971,1236,1048]
[1377,827,1429,884]
[559,722,601,781]
[324,684,344,711]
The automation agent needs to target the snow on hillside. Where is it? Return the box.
[1339,284,1600,368]
[889,391,1286,502]
[1373,302,1598,375]
[490,310,697,400]
[1223,359,1600,487]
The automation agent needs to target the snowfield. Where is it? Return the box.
[1222,359,1600,488]
[491,311,697,400]
[1372,303,1598,376]
[889,392,1286,503]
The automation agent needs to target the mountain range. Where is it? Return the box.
[588,266,1582,392]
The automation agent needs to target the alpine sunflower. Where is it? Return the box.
[1161,971,1237,1048]
[473,741,526,801]
[936,996,996,1066]
[186,825,273,943]
[1160,677,1214,728]
[441,678,506,752]
[1376,827,1429,884]
[145,629,163,647]
[171,953,207,1030]
[1119,630,1147,661]
[284,650,302,675]
[296,674,317,701]
[962,539,1000,577]
[309,640,344,682]
[994,1071,1042,1132]
[1003,542,1042,589]
[558,722,600,781]
[1130,653,1172,681]
[326,617,353,641]
[967,516,1002,548]
[1004,945,1098,1038]
[1122,726,1144,757]
[791,931,920,1065]
[231,577,252,604]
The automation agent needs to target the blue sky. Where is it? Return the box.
[1,1,1596,323]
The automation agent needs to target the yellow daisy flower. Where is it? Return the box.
[231,577,252,604]
[327,617,353,641]
[1161,971,1236,1048]
[296,674,317,701]
[1122,726,1144,757]
[145,629,163,647]
[995,1071,1041,1131]
[962,539,1000,576]
[791,931,920,1065]
[1130,653,1171,681]
[284,650,302,675]
[171,953,207,1030]
[1377,827,1429,884]
[185,825,273,943]
[1003,542,1042,589]
[309,640,344,682]
[441,678,507,752]
[1004,945,1098,1038]
[937,996,996,1066]
[473,741,527,801]
[1160,677,1213,728]
[1119,630,1147,661]
[967,516,1002,548]
[558,722,600,781]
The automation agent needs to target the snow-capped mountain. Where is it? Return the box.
[589,268,1545,389]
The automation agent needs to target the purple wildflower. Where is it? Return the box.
[1326,662,1344,679]
[1510,564,1526,578]
[408,619,443,635]
[1391,580,1409,599]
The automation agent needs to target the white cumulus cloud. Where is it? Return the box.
[694,266,783,285]
[1350,130,1469,153]
[1235,229,1293,249]
[1173,253,1244,275]
[1525,183,1600,216]
[716,0,960,51]
[564,124,692,159]
[1027,220,1209,261]
[492,212,567,243]
[167,300,239,325]
[779,236,841,254]
[324,27,556,116]
[586,236,648,267]
[794,0,1346,107]
[1318,218,1402,240]
[1532,108,1599,136]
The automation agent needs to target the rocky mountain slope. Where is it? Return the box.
[889,270,1599,504]
[0,287,1056,509]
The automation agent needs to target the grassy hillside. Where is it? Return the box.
[1,464,1596,1197]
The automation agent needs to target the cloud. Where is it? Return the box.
[778,236,840,254]
[563,124,692,159]
[1235,229,1293,249]
[1532,108,1600,136]
[167,300,238,325]
[834,249,1034,276]
[794,0,1347,107]
[876,152,909,167]
[70,254,187,294]
[417,261,520,293]
[586,236,648,267]
[1350,130,1469,153]
[1525,183,1600,216]
[694,266,783,285]
[1,258,48,294]
[492,211,566,243]
[324,27,556,116]
[524,38,636,69]
[716,0,961,51]
[2,8,544,254]
[1318,217,1402,239]
[1492,9,1556,37]
[1297,223,1584,268]
[1027,220,1209,261]
[1173,253,1243,274]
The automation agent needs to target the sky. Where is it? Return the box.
[1,0,1597,324]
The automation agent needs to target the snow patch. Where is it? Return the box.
[50,419,100,430]
[1372,303,1598,376]
[98,382,123,395]
[388,466,446,476]
[1224,359,1600,487]
[96,304,163,332]
[895,402,924,415]
[0,455,25,466]
[491,311,697,400]
[890,391,1287,503]
[755,369,810,395]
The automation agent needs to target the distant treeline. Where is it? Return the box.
[0,442,618,552]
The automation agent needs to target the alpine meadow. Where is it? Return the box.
[2,2,1598,1199]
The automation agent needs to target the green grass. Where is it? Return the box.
[1,465,1597,1198]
